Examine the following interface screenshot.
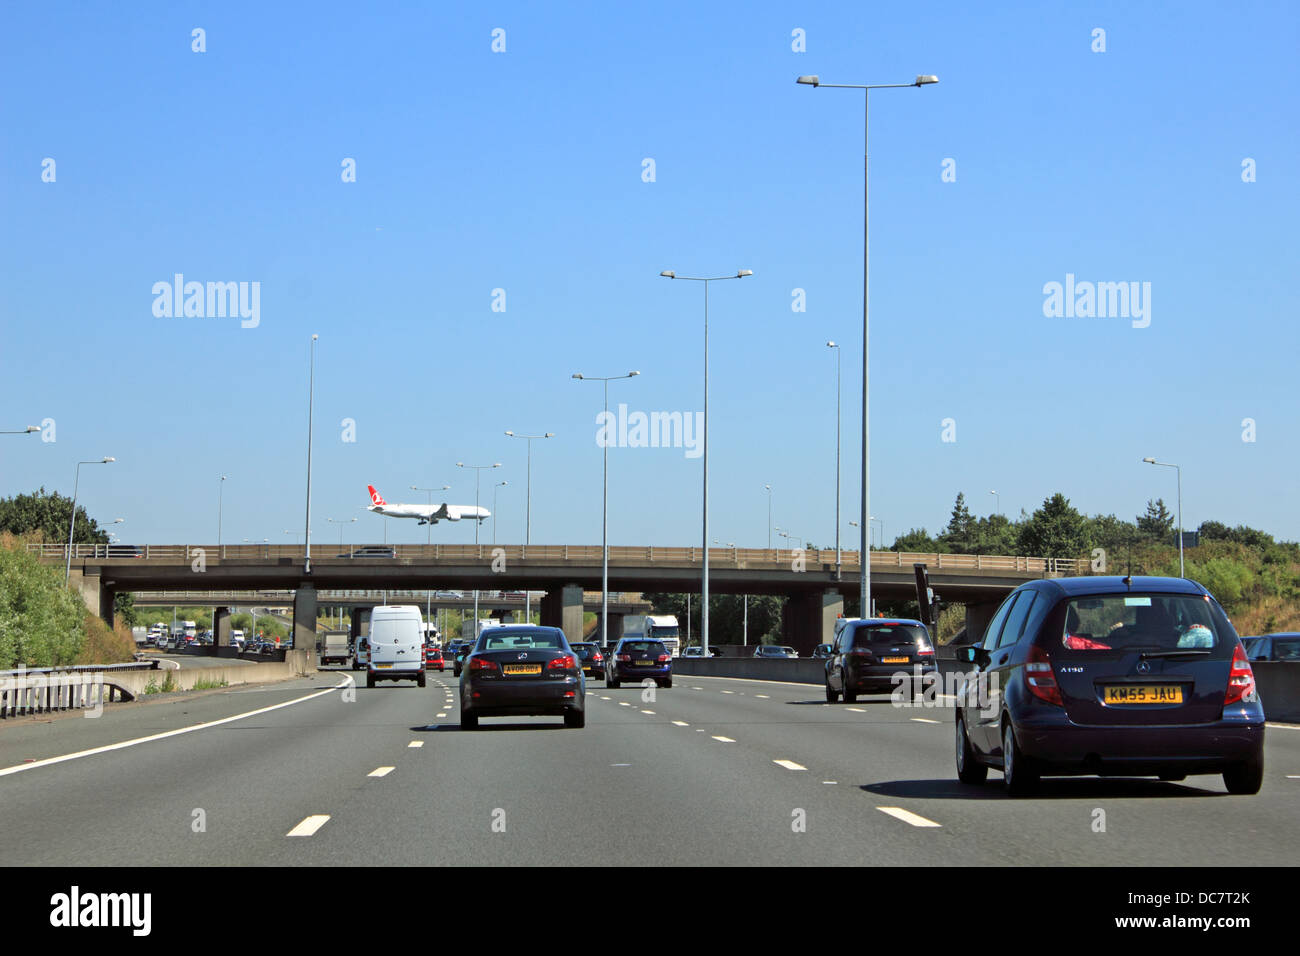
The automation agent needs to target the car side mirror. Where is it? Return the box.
[958,646,978,664]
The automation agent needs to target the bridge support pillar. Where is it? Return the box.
[69,568,114,627]
[821,590,844,645]
[350,607,372,644]
[293,584,317,656]
[214,607,231,648]
[596,611,624,648]
[560,585,584,644]
[781,591,826,657]
[964,600,1000,646]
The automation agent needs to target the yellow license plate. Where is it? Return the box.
[503,664,542,676]
[882,656,909,664]
[636,660,654,666]
[376,663,392,669]
[1104,685,1183,704]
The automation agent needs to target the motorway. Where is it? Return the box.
[1,672,1297,866]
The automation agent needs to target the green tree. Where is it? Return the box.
[0,538,87,667]
[1019,493,1090,558]
[944,493,975,552]
[1136,498,1175,542]
[891,528,948,553]
[0,488,108,546]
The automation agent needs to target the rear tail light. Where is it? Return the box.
[657,654,670,663]
[470,657,499,673]
[850,647,872,656]
[617,654,631,662]
[1225,643,1256,706]
[593,653,603,662]
[548,655,577,670]
[916,640,935,657]
[1025,644,1063,706]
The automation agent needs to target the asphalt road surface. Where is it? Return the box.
[1,670,1297,866]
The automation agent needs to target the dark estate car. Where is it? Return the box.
[605,639,672,688]
[571,642,606,680]
[1241,633,1300,662]
[459,625,585,729]
[954,576,1265,796]
[825,618,936,702]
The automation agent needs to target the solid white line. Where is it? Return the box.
[408,741,424,748]
[0,681,348,778]
[671,720,689,726]
[773,759,806,771]
[911,717,940,724]
[287,814,331,837]
[846,707,866,713]
[368,767,394,778]
[712,735,735,743]
[877,806,941,828]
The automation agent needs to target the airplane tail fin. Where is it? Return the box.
[367,485,386,506]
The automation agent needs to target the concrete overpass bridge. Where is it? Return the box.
[37,543,1088,653]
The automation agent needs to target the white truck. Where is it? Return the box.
[318,629,350,667]
[621,614,681,657]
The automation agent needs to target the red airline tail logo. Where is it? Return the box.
[367,485,386,506]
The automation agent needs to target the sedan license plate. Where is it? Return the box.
[882,656,909,664]
[1104,684,1183,704]
[376,663,392,669]
[636,659,653,666]
[503,664,542,676]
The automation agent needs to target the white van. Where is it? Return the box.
[366,605,425,688]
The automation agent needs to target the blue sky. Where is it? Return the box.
[3,1,1298,550]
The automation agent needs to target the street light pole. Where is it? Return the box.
[457,461,501,630]
[3,425,40,435]
[827,341,841,577]
[65,457,115,582]
[660,269,752,658]
[574,371,640,646]
[1142,458,1184,577]
[505,430,553,621]
[764,483,773,550]
[492,481,508,546]
[218,475,228,550]
[304,334,318,574]
[990,490,999,516]
[797,72,937,623]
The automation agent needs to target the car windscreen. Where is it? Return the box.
[850,624,927,647]
[1058,593,1232,657]
[1272,637,1300,661]
[621,642,666,656]
[480,633,565,651]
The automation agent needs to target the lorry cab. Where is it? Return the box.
[366,605,426,688]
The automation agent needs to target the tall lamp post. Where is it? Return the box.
[573,371,640,647]
[764,483,773,550]
[989,490,999,516]
[412,483,451,625]
[2,425,40,435]
[457,461,501,628]
[327,517,357,548]
[218,475,229,549]
[797,71,938,623]
[492,481,508,546]
[505,429,554,621]
[1142,457,1184,577]
[827,340,841,577]
[304,333,318,574]
[660,268,752,657]
[65,457,115,581]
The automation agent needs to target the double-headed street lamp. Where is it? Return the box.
[327,516,357,548]
[764,483,773,550]
[1142,457,1184,577]
[457,461,501,627]
[574,371,640,647]
[65,457,115,581]
[796,71,938,623]
[660,269,752,657]
[505,429,554,620]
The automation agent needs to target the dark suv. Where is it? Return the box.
[825,618,935,702]
[571,642,606,680]
[605,639,672,689]
[954,576,1265,796]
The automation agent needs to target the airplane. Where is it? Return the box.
[366,486,490,526]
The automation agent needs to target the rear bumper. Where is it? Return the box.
[611,665,671,680]
[465,678,583,715]
[1015,715,1265,773]
[846,662,935,691]
[369,664,423,681]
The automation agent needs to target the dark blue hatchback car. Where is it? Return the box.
[605,638,672,689]
[955,576,1265,796]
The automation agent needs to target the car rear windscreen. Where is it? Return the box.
[622,642,666,656]
[851,624,927,647]
[1058,593,1232,657]
[480,633,565,651]
[1272,637,1300,660]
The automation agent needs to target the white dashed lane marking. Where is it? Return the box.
[712,736,735,743]
[671,720,689,727]
[641,710,655,715]
[287,815,331,837]
[774,759,807,771]
[877,807,941,828]
[368,767,395,778]
[408,741,424,748]
[846,707,866,713]
[911,717,940,724]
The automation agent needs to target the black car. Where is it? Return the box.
[825,618,935,702]
[954,576,1266,796]
[459,625,585,729]
[605,639,672,689]
[339,546,397,558]
[571,642,606,680]
[1241,632,1300,662]
[812,644,832,660]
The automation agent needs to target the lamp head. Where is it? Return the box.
[915,75,939,86]
[571,373,583,380]
[796,75,819,87]
[737,269,753,278]
[629,371,640,377]
[660,270,675,279]
[505,430,514,436]
[1142,457,1156,464]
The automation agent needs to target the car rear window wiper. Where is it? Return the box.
[1137,649,1213,659]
